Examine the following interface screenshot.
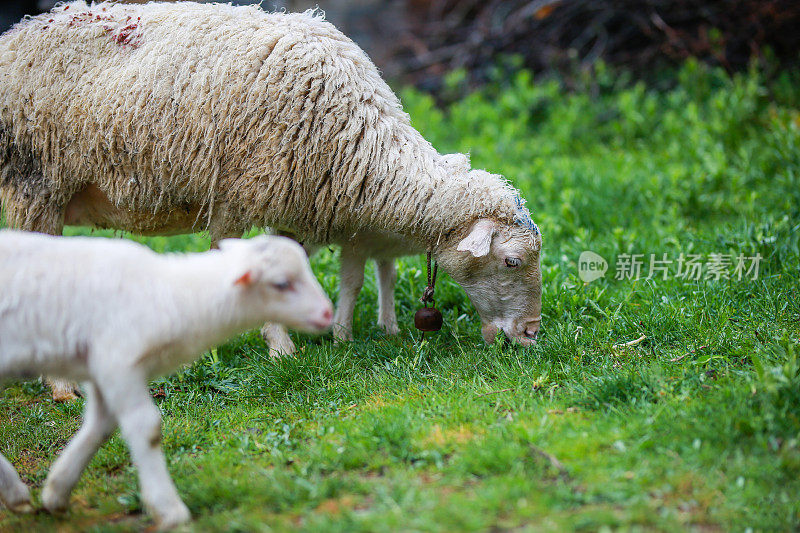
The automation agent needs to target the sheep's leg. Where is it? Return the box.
[333,249,366,342]
[260,323,296,358]
[99,374,190,529]
[6,195,76,401]
[0,453,32,513]
[208,224,244,250]
[47,379,81,402]
[375,259,400,335]
[9,206,78,402]
[41,382,115,512]
[4,194,79,402]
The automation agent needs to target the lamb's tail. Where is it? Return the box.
[0,451,32,513]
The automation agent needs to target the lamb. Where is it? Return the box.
[0,1,543,371]
[0,230,333,529]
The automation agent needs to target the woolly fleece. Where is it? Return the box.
[0,1,539,248]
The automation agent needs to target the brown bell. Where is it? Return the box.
[415,306,443,332]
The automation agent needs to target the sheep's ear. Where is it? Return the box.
[457,219,496,257]
[234,270,256,287]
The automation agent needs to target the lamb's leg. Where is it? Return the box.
[375,259,400,335]
[99,374,190,529]
[0,454,32,513]
[333,249,366,342]
[41,382,115,512]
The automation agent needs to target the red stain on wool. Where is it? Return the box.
[58,9,143,49]
[113,23,142,47]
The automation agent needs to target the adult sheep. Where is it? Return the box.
[0,1,543,382]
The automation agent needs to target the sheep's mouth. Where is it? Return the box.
[504,331,538,347]
[482,322,540,345]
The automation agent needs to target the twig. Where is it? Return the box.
[613,335,647,349]
[529,445,569,478]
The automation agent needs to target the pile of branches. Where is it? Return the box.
[394,0,800,89]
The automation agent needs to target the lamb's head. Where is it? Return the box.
[436,218,543,346]
[220,236,333,333]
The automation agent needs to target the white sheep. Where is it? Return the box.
[0,1,543,371]
[0,230,333,529]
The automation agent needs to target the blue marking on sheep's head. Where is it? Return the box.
[513,195,539,236]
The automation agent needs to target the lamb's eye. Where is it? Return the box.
[271,280,293,292]
[505,257,522,268]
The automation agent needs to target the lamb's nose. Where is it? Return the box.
[311,305,334,330]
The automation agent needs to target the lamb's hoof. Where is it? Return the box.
[154,502,191,531]
[1,493,34,514]
[0,469,32,513]
[11,501,34,514]
[41,485,68,514]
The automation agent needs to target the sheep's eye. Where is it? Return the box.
[271,280,293,292]
[505,257,522,268]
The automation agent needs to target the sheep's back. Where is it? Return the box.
[1,1,409,240]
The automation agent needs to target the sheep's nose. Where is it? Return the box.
[321,307,333,324]
[523,316,541,339]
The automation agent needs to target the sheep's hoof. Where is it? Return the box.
[51,389,79,402]
[332,328,354,345]
[47,378,81,402]
[378,322,400,336]
[268,343,295,359]
[260,324,296,358]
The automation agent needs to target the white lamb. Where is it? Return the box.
[0,230,333,529]
[0,2,543,389]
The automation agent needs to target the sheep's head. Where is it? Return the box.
[219,236,333,333]
[436,218,542,346]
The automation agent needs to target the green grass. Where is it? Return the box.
[2,61,799,531]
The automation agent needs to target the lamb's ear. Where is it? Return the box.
[234,270,258,287]
[218,238,246,252]
[457,219,496,257]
